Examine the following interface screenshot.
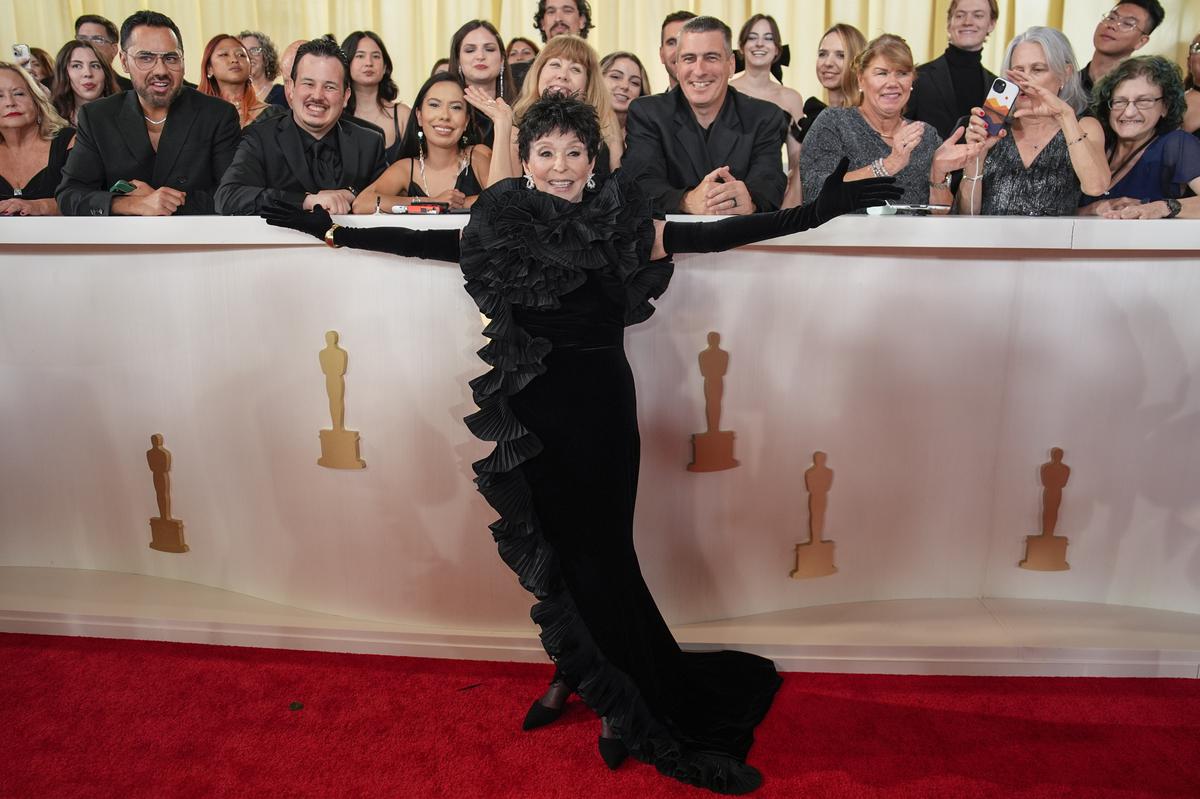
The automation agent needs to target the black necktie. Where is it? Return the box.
[310,138,341,189]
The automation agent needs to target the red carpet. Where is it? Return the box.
[1,633,1198,798]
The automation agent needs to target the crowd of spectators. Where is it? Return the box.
[0,0,1196,219]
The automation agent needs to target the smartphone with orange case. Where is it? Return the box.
[981,77,1020,137]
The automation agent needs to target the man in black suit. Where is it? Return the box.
[216,38,387,215]
[74,13,133,92]
[57,11,240,216]
[623,16,786,214]
[907,0,999,140]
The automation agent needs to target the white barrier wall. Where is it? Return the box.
[2,217,1198,629]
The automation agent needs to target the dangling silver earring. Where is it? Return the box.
[498,70,505,100]
[586,172,596,189]
[524,172,535,189]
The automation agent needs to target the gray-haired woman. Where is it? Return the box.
[956,26,1109,215]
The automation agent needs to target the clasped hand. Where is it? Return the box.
[118,179,186,216]
[682,166,753,215]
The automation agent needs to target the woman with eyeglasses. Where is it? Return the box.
[238,30,286,108]
[957,27,1109,216]
[1078,56,1199,219]
[198,34,275,128]
[0,61,74,216]
[49,40,119,125]
[342,31,411,163]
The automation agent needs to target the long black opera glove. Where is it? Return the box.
[662,157,901,255]
[261,201,460,263]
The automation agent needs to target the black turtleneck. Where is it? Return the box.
[944,44,986,121]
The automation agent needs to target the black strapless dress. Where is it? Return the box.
[458,173,780,793]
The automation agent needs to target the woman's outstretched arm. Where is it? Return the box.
[654,157,900,258]
[261,202,461,263]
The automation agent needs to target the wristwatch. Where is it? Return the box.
[324,224,342,248]
[1163,198,1182,219]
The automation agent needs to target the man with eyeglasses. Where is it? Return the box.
[74,14,133,91]
[57,10,240,216]
[1081,1,1165,96]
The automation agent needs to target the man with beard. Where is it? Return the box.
[623,16,786,214]
[215,38,386,215]
[907,0,999,140]
[533,0,593,42]
[57,11,240,216]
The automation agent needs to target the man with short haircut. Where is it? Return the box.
[1081,1,1165,94]
[74,13,133,91]
[907,0,999,139]
[659,10,696,91]
[623,16,786,215]
[57,11,240,216]
[216,38,387,215]
[533,0,592,43]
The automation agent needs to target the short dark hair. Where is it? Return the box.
[679,16,733,54]
[238,30,280,81]
[74,14,118,43]
[341,31,397,111]
[1092,55,1186,148]
[661,10,697,40]
[517,91,601,163]
[119,11,183,52]
[291,38,350,88]
[1117,0,1165,33]
[533,0,594,43]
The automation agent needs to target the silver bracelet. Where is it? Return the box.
[871,158,891,178]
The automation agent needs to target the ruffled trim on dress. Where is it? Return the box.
[460,175,759,794]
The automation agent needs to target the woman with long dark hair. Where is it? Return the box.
[448,21,516,148]
[342,31,411,162]
[352,73,491,213]
[264,91,899,794]
[49,40,118,126]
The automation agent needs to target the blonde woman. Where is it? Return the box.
[0,62,73,215]
[467,35,621,183]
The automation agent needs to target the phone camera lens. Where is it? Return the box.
[993,79,1006,92]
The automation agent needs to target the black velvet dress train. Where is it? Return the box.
[459,173,781,794]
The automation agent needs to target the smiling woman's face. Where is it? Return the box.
[522,128,595,203]
[603,57,643,113]
[859,55,913,118]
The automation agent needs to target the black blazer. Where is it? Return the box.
[215,114,387,215]
[908,53,998,140]
[623,86,787,213]
[56,88,240,216]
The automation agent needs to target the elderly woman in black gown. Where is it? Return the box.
[264,92,898,795]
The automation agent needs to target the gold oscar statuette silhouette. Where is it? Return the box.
[791,451,837,578]
[1020,447,1071,571]
[688,331,738,472]
[318,330,366,469]
[146,433,188,553]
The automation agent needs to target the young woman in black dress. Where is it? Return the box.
[266,93,898,794]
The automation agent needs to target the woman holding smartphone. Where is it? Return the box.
[955,27,1108,216]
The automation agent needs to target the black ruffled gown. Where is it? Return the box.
[459,173,781,793]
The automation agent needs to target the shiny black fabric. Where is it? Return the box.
[459,172,780,793]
